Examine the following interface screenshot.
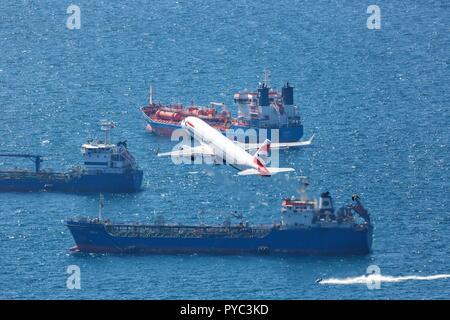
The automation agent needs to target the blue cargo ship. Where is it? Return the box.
[0,121,143,193]
[66,180,373,255]
[141,71,304,142]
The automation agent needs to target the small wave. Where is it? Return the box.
[320,274,450,285]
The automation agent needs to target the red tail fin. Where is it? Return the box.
[253,139,271,176]
[254,139,270,162]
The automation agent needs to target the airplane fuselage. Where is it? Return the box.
[158,116,295,176]
[181,116,257,171]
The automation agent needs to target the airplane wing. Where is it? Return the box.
[237,167,295,176]
[157,144,215,158]
[237,134,315,151]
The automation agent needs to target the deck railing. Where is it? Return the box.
[105,224,271,239]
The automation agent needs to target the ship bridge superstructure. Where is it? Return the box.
[81,121,138,174]
[280,178,371,229]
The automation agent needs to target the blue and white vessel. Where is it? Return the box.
[66,179,373,255]
[0,121,143,193]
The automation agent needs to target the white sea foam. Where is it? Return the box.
[320,274,450,285]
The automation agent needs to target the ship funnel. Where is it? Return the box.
[282,82,294,105]
[258,84,269,107]
[258,69,271,107]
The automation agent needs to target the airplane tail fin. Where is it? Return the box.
[253,139,271,165]
[238,167,295,176]
[245,139,295,176]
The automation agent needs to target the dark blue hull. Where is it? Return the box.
[66,220,373,255]
[0,170,143,193]
[230,124,304,142]
[146,118,304,143]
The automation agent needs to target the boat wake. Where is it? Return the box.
[319,274,450,285]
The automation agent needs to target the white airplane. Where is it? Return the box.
[157,116,314,176]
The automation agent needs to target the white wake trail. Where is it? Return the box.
[320,274,450,285]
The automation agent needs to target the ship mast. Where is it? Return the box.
[98,193,104,221]
[100,120,115,145]
[297,176,310,201]
[262,69,271,87]
[149,85,154,106]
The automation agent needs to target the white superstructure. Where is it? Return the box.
[80,121,137,174]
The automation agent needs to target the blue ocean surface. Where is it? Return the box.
[0,0,449,299]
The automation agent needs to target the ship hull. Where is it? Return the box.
[0,170,143,193]
[66,220,372,255]
[146,117,304,143]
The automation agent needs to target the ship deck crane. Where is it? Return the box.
[0,154,44,172]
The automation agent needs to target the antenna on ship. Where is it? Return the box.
[262,69,271,87]
[296,176,310,201]
[98,193,104,221]
[232,211,244,226]
[100,120,115,145]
